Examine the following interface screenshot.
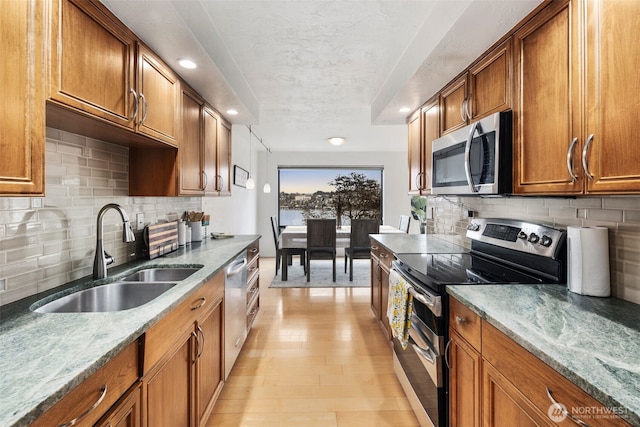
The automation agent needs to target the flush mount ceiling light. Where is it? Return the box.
[399,107,412,113]
[226,109,238,115]
[327,137,346,146]
[177,58,197,69]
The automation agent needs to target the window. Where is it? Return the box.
[278,167,383,227]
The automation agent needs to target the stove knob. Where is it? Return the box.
[467,222,480,231]
[540,235,553,247]
[518,231,528,240]
[528,233,540,244]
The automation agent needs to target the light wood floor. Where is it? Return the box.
[207,257,419,427]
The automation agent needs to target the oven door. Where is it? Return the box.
[391,266,447,427]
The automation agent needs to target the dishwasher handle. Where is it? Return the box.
[226,257,247,277]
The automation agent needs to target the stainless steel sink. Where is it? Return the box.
[33,282,176,313]
[122,267,200,282]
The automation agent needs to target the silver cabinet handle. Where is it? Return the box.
[546,387,591,426]
[190,297,206,311]
[465,97,472,120]
[455,315,467,324]
[192,331,199,364]
[566,137,579,182]
[59,385,107,427]
[582,134,595,180]
[459,99,466,122]
[444,338,452,369]
[216,174,223,192]
[415,172,424,190]
[202,171,208,191]
[464,121,481,193]
[197,325,205,359]
[139,93,148,125]
[129,88,139,122]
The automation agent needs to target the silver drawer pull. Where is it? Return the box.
[190,297,206,310]
[59,385,107,427]
[546,387,591,427]
[455,315,467,324]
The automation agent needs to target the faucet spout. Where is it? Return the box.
[93,203,136,279]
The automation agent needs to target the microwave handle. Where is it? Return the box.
[464,121,481,193]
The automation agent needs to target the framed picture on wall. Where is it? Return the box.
[234,165,249,188]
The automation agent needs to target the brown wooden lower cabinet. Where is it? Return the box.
[449,329,481,427]
[142,271,225,427]
[370,238,392,340]
[448,297,632,427]
[96,383,142,427]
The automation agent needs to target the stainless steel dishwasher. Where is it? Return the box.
[224,250,248,379]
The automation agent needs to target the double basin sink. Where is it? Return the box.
[32,267,201,314]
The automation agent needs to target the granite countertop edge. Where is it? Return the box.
[0,235,260,427]
[446,284,640,426]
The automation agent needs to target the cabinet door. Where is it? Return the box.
[379,265,391,340]
[49,0,136,129]
[217,120,232,196]
[449,330,481,427]
[144,332,194,427]
[407,109,423,194]
[513,0,582,194]
[0,0,45,195]
[440,75,468,135]
[180,87,204,195]
[370,256,381,319]
[468,38,512,121]
[203,106,219,195]
[421,97,439,194]
[196,298,224,426]
[482,361,554,427]
[96,383,141,427]
[137,43,180,147]
[584,0,640,193]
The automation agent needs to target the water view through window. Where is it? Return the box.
[278,167,383,227]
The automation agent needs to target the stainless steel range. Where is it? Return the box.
[391,218,567,427]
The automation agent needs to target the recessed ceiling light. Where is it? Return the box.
[178,59,197,69]
[399,107,411,113]
[226,109,238,115]
[327,137,346,146]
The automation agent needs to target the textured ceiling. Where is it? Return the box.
[102,0,543,152]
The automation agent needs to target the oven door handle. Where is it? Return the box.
[464,121,482,193]
[407,286,442,317]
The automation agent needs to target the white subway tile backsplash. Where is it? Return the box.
[0,128,203,306]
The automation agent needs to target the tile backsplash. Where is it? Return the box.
[0,128,201,307]
[425,195,640,305]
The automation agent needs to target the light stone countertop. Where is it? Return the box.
[0,235,260,427]
[447,284,640,426]
[370,233,469,255]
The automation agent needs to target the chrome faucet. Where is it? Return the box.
[93,203,136,279]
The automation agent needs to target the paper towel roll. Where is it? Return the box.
[567,226,611,297]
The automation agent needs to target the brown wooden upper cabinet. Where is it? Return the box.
[514,0,640,194]
[180,85,206,195]
[49,0,180,148]
[440,39,513,136]
[408,97,439,195]
[204,107,232,196]
[0,0,45,195]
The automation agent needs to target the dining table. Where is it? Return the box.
[278,224,405,280]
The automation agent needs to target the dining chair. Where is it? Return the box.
[306,218,337,282]
[344,218,380,281]
[398,215,411,233]
[271,216,305,275]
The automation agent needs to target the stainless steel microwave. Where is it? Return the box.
[431,110,512,195]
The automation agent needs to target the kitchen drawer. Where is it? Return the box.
[246,267,259,306]
[246,290,260,330]
[247,239,260,264]
[482,321,632,427]
[371,240,393,271]
[450,297,481,351]
[143,271,223,373]
[31,340,138,427]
